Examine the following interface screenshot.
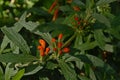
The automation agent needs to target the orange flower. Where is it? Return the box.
[38,39,50,56]
[52,8,59,21]
[53,48,57,51]
[38,46,44,56]
[58,42,62,48]
[62,48,70,53]
[58,50,62,55]
[58,33,63,40]
[73,6,80,11]
[52,38,56,42]
[45,47,50,55]
[39,39,46,49]
[48,0,57,13]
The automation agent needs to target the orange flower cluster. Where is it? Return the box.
[38,39,50,56]
[52,33,70,55]
[37,33,70,58]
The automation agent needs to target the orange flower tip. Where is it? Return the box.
[58,33,63,39]
[59,50,62,55]
[77,21,81,25]
[62,48,70,53]
[39,39,46,49]
[66,0,73,4]
[52,38,56,42]
[37,46,43,50]
[73,6,80,11]
[57,42,62,48]
[53,48,57,51]
[74,17,79,21]
[45,47,50,55]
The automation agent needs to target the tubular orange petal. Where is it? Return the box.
[48,0,57,13]
[51,38,56,42]
[62,47,70,53]
[45,47,50,55]
[39,39,46,49]
[57,42,62,48]
[58,33,63,40]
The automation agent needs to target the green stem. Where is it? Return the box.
[62,31,77,48]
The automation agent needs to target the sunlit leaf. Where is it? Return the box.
[1,26,30,54]
[12,69,25,80]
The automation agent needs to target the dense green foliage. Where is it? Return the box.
[0,0,120,80]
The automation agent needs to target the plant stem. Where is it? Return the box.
[62,31,77,48]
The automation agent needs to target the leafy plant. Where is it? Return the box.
[0,0,120,80]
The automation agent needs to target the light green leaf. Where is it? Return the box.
[58,60,77,80]
[0,36,10,54]
[92,13,111,27]
[89,67,97,80]
[1,26,30,54]
[104,44,113,52]
[0,53,38,63]
[96,0,116,6]
[5,63,17,80]
[12,69,25,80]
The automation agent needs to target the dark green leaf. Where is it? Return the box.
[96,0,116,6]
[1,26,30,54]
[92,13,111,27]
[73,0,85,7]
[36,23,74,37]
[79,41,97,51]
[58,60,77,80]
[0,66,4,80]
[94,29,106,50]
[24,65,43,75]
[0,53,38,63]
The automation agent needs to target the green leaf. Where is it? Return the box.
[58,60,77,80]
[0,36,10,54]
[94,29,106,50]
[36,23,74,36]
[89,67,97,80]
[74,34,83,49]
[12,69,25,80]
[92,13,111,27]
[78,75,90,80]
[5,63,17,80]
[72,0,85,7]
[104,44,114,52]
[96,0,116,6]
[45,61,58,70]
[24,65,43,75]
[79,41,97,51]
[86,54,116,74]
[39,77,49,80]
[0,53,38,63]
[1,26,30,54]
[0,66,4,80]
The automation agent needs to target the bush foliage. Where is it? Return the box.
[0,0,120,80]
